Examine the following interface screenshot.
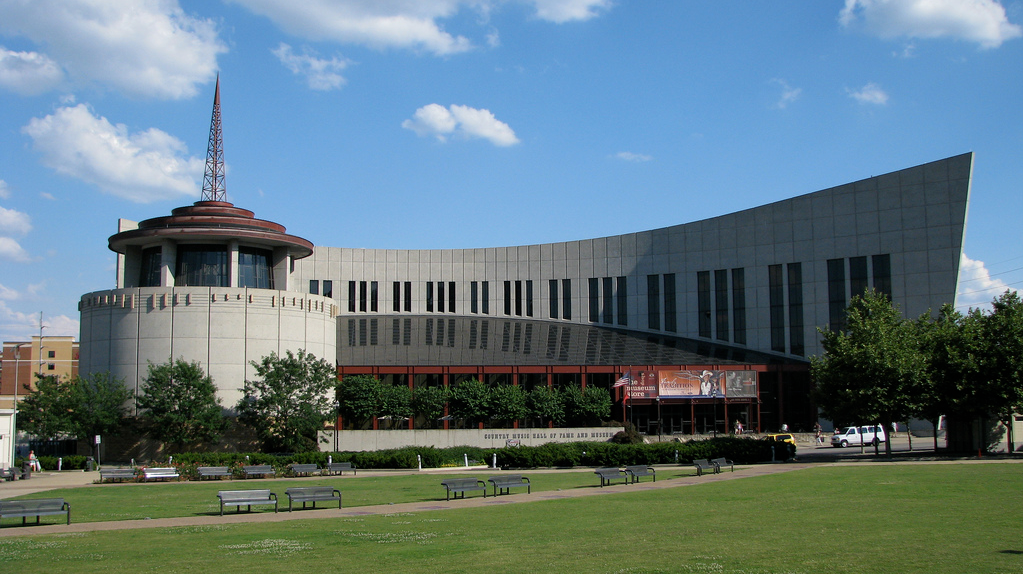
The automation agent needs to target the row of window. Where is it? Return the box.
[827,254,892,332]
[698,269,747,345]
[140,245,275,289]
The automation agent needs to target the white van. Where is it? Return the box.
[830,425,888,447]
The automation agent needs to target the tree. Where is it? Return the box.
[378,384,413,429]
[563,385,612,426]
[448,379,492,427]
[136,359,227,448]
[337,374,382,429]
[490,384,528,426]
[811,291,925,456]
[18,372,131,440]
[980,291,1023,451]
[527,386,563,427]
[237,349,336,452]
[411,386,448,428]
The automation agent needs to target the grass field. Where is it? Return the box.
[2,463,1021,573]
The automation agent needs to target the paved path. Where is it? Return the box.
[0,463,812,538]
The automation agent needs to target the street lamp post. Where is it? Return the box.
[11,342,29,469]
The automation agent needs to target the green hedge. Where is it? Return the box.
[130,437,792,477]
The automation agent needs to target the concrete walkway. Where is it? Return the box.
[0,463,811,538]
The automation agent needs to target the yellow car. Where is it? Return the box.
[763,433,796,445]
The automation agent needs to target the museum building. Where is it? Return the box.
[77,84,971,437]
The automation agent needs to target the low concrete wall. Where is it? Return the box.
[320,427,624,452]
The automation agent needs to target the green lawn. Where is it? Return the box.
[2,464,1021,573]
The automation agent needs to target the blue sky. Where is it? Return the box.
[0,0,1021,342]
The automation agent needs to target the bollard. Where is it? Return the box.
[417,454,422,471]
[771,445,776,463]
[492,453,497,469]
[58,457,63,471]
[464,454,469,467]
[328,455,332,465]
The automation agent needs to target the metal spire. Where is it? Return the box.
[200,75,226,202]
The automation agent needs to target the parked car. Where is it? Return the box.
[830,425,887,447]
[763,433,796,445]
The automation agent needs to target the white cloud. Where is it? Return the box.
[614,152,652,162]
[848,82,889,104]
[0,297,79,341]
[0,47,63,95]
[772,78,802,109]
[839,0,1022,49]
[0,0,226,99]
[22,104,204,203]
[0,205,32,236]
[956,254,1020,310]
[0,180,9,199]
[0,237,30,262]
[227,0,611,55]
[272,43,350,91]
[403,103,520,146]
[530,0,611,23]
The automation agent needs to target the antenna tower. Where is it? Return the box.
[200,75,226,202]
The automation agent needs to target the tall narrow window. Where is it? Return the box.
[647,274,660,330]
[482,281,490,315]
[714,270,728,341]
[827,258,847,332]
[873,254,892,299]
[309,280,319,295]
[849,256,868,300]
[426,282,434,313]
[663,273,677,333]
[549,279,559,319]
[348,281,356,313]
[515,280,523,316]
[769,264,785,352]
[175,245,227,287]
[602,277,614,324]
[697,271,711,338]
[323,280,332,299]
[404,282,412,312]
[437,281,445,313]
[788,263,804,356]
[449,282,456,313]
[239,247,274,289]
[359,281,368,312]
[731,268,746,344]
[472,281,479,314]
[525,280,533,317]
[139,247,162,287]
[370,281,378,312]
[588,278,600,322]
[616,276,628,326]
[562,279,572,320]
[393,281,401,312]
[504,281,512,315]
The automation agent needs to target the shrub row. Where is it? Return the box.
[15,455,90,471]
[120,437,793,478]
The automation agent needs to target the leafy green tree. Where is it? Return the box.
[527,385,563,427]
[379,384,413,429]
[74,371,133,440]
[980,291,1023,451]
[16,374,78,438]
[411,386,448,429]
[448,378,492,427]
[136,359,227,448]
[237,349,336,452]
[337,374,382,429]
[811,291,925,456]
[490,384,528,426]
[563,385,612,426]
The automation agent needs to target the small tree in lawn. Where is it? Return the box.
[137,359,227,449]
[527,385,563,427]
[490,384,528,427]
[811,290,925,456]
[237,349,336,452]
[18,372,130,441]
[563,385,612,426]
[16,374,78,439]
[980,291,1023,452]
[337,374,382,429]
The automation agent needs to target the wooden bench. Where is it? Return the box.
[99,468,136,482]
[625,465,656,483]
[595,467,630,487]
[693,459,719,476]
[711,457,734,472]
[197,466,233,480]
[487,475,530,496]
[241,464,276,479]
[290,463,321,477]
[217,489,278,515]
[142,467,180,482]
[440,477,487,500]
[285,486,341,511]
[0,498,71,526]
[325,462,357,476]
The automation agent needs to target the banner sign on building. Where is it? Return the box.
[655,370,757,398]
[623,371,659,399]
